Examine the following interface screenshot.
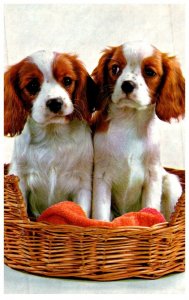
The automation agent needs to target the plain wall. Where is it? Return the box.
[4,4,185,168]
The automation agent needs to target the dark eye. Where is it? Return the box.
[111,64,120,76]
[63,77,72,87]
[25,78,40,95]
[145,67,157,77]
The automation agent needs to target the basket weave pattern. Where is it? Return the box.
[4,166,185,281]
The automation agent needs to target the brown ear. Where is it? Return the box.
[72,56,98,121]
[91,47,116,110]
[156,54,185,122]
[4,62,29,136]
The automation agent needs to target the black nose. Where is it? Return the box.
[46,98,63,113]
[121,81,136,94]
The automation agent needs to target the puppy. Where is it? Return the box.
[4,50,97,217]
[92,41,185,221]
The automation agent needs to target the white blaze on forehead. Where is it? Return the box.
[123,41,154,63]
[29,50,55,80]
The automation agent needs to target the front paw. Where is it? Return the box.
[92,210,111,221]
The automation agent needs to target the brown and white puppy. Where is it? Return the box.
[92,41,185,221]
[4,50,97,217]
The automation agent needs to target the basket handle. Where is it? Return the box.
[169,193,185,226]
[4,174,29,221]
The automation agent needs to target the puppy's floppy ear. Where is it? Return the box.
[4,62,29,136]
[72,56,98,121]
[156,54,185,122]
[91,47,116,110]
[92,47,116,85]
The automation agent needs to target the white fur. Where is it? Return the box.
[9,51,93,217]
[93,41,182,221]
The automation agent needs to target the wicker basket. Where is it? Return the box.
[4,166,185,281]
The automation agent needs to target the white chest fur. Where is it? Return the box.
[93,105,159,215]
[10,118,93,216]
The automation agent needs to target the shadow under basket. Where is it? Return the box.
[4,165,185,281]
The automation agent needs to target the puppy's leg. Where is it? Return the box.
[161,171,182,221]
[74,189,91,218]
[92,177,111,221]
[18,177,28,204]
[142,166,163,212]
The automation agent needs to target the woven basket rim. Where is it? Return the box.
[4,215,170,230]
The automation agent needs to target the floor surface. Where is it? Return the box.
[4,265,186,294]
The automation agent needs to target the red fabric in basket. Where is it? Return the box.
[37,201,166,227]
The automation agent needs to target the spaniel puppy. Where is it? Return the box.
[4,50,97,217]
[92,41,185,221]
